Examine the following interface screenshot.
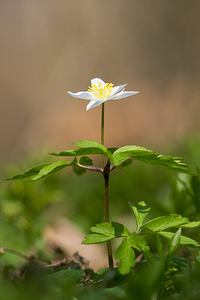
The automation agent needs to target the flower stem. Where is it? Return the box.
[101,103,106,168]
[101,103,105,146]
[104,161,114,269]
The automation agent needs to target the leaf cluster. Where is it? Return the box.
[4,140,195,182]
[82,201,200,275]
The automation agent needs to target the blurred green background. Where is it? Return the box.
[0,0,200,270]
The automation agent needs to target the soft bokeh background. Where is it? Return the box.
[1,0,200,271]
[1,0,200,163]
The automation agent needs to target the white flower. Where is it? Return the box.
[68,78,139,110]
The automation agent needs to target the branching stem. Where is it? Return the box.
[76,164,103,173]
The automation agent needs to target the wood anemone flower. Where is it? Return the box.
[68,78,139,110]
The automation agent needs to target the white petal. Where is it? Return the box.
[110,91,139,100]
[91,78,105,87]
[68,91,94,100]
[86,99,107,110]
[110,84,127,96]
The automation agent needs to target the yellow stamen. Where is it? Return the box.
[88,82,114,99]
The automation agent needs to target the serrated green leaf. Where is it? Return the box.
[79,156,93,166]
[180,221,200,228]
[140,214,189,233]
[82,234,114,244]
[50,149,77,156]
[82,222,130,244]
[110,145,154,166]
[90,222,130,236]
[130,201,151,229]
[51,139,112,157]
[110,145,194,174]
[51,148,103,156]
[129,232,155,264]
[74,140,108,155]
[128,232,149,251]
[4,163,51,180]
[115,237,136,275]
[73,165,87,176]
[31,159,76,181]
[158,231,200,247]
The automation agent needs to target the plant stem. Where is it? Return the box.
[101,103,105,146]
[101,103,113,268]
[104,162,114,269]
[101,103,106,168]
[76,163,103,173]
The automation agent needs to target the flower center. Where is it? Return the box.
[88,82,114,99]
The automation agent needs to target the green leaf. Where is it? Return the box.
[50,149,77,156]
[110,145,194,174]
[172,257,189,268]
[74,140,110,156]
[166,228,181,264]
[82,234,115,244]
[180,221,200,228]
[31,159,76,181]
[129,232,155,264]
[107,147,118,154]
[79,156,93,166]
[90,222,130,236]
[110,145,154,166]
[120,159,132,170]
[158,231,200,248]
[114,233,154,274]
[128,232,149,251]
[4,163,51,180]
[73,165,87,176]
[82,222,130,244]
[140,214,189,233]
[51,140,112,157]
[115,237,136,275]
[130,201,151,230]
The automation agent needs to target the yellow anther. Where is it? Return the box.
[88,82,114,99]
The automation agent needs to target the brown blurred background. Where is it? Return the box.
[1,0,200,163]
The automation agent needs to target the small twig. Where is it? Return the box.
[0,247,46,266]
[45,258,68,268]
[76,163,103,173]
[0,248,88,270]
